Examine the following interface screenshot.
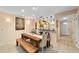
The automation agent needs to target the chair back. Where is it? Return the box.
[40,32,47,47]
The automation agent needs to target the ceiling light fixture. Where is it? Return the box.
[33,14,35,17]
[63,22,68,25]
[21,9,25,12]
[32,6,38,10]
[63,17,67,20]
[32,6,36,10]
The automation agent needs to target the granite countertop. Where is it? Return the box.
[39,29,56,32]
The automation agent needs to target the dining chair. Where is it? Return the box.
[39,32,47,52]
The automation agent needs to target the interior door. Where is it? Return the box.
[75,15,79,48]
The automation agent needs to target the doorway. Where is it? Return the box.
[56,14,79,52]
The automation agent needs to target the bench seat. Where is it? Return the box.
[16,38,38,53]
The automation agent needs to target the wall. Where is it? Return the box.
[0,12,35,45]
[55,8,77,40]
[54,8,79,49]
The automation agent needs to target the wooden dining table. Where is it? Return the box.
[21,33,42,48]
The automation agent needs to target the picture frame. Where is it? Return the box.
[15,17,25,30]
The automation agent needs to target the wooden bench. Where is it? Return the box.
[16,38,38,53]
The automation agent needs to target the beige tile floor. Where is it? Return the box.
[55,36,79,53]
[0,36,79,53]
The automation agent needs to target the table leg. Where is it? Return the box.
[16,40,18,46]
[47,40,50,48]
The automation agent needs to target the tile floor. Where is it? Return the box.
[0,36,79,53]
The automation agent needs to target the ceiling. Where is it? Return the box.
[0,6,77,18]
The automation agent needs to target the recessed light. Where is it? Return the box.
[63,22,68,25]
[32,6,38,10]
[32,6,36,10]
[21,9,24,12]
[63,17,67,20]
[33,14,35,17]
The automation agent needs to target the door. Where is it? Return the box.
[75,15,79,48]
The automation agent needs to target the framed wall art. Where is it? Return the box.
[15,17,25,30]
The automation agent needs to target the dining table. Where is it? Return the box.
[21,33,42,48]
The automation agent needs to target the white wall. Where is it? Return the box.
[0,12,35,45]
